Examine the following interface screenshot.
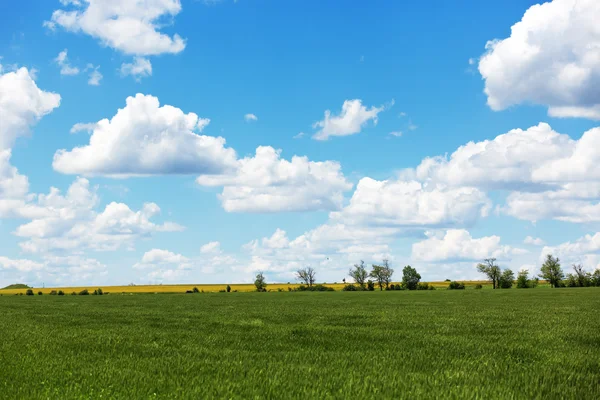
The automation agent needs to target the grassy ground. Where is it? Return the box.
[0,280,497,295]
[1,289,598,399]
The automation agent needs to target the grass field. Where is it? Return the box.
[1,288,599,398]
[0,280,498,295]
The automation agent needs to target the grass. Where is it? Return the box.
[1,289,598,398]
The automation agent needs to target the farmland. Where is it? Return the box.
[1,288,599,398]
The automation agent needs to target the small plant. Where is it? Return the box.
[58,290,65,296]
[448,281,465,290]
[192,287,200,293]
[71,292,77,295]
[78,289,88,296]
[277,288,284,292]
[26,289,34,296]
[226,285,231,293]
[474,284,483,289]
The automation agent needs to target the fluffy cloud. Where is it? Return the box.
[0,150,32,218]
[120,57,152,80]
[331,178,490,228]
[0,66,61,150]
[0,256,44,272]
[524,236,545,246]
[14,178,183,254]
[87,65,102,86]
[312,99,387,140]
[197,146,352,212]
[541,233,600,270]
[244,113,258,122]
[53,94,237,176]
[478,0,600,119]
[54,49,80,75]
[411,229,525,262]
[45,0,186,56]
[200,241,221,254]
[134,249,191,269]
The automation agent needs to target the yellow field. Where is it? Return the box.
[0,281,494,295]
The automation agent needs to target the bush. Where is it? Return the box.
[294,284,335,292]
[218,290,226,293]
[277,288,284,292]
[38,291,43,296]
[78,289,89,296]
[475,284,483,289]
[26,289,34,296]
[448,281,465,290]
[342,284,359,291]
[93,288,103,295]
[71,292,77,296]
[58,290,65,296]
[226,285,231,293]
[50,290,57,296]
[416,282,430,290]
[192,287,200,293]
[367,280,375,291]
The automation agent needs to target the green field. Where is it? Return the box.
[1,289,599,398]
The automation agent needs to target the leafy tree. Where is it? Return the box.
[593,269,600,287]
[401,265,421,290]
[540,255,564,288]
[370,260,394,291]
[349,261,368,289]
[254,272,267,292]
[26,289,34,296]
[498,269,515,289]
[192,287,200,293]
[572,264,591,287]
[366,280,375,291]
[516,270,538,289]
[477,258,501,289]
[296,267,316,287]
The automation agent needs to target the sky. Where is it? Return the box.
[1,0,600,287]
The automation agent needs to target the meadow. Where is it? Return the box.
[1,288,599,398]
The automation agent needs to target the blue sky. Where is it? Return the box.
[1,0,600,286]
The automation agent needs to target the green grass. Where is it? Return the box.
[1,289,599,399]
[1,283,30,290]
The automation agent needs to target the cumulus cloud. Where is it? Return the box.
[53,94,237,176]
[478,0,600,119]
[0,150,32,218]
[45,0,186,56]
[0,66,61,150]
[120,57,152,80]
[197,146,352,212]
[0,256,44,272]
[330,178,491,228]
[524,236,545,246]
[54,49,80,75]
[87,65,102,85]
[411,229,525,262]
[541,232,600,270]
[312,99,388,140]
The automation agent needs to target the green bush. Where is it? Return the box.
[367,280,375,291]
[342,284,359,291]
[277,288,284,292]
[58,290,65,296]
[416,282,430,290]
[448,281,465,290]
[38,291,43,296]
[93,288,103,295]
[78,289,89,296]
[26,289,34,296]
[475,284,483,289]
[294,284,335,292]
[226,285,231,293]
[50,290,57,296]
[192,287,200,293]
[186,290,194,294]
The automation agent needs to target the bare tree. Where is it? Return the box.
[296,267,316,287]
[349,261,368,289]
[477,258,501,289]
[572,264,589,287]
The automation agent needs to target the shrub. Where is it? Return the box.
[367,280,375,291]
[78,289,89,296]
[71,292,77,295]
[416,282,430,290]
[342,284,358,291]
[593,270,600,287]
[448,281,465,290]
[475,284,483,289]
[428,285,436,290]
[498,269,515,289]
[444,279,451,282]
[49,290,57,295]
[38,291,43,296]
[93,288,103,295]
[58,290,65,296]
[294,284,335,292]
[277,288,284,292]
[288,287,292,292]
[192,287,200,293]
[226,285,231,293]
[26,289,34,296]
[219,290,226,293]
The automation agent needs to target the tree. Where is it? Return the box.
[572,264,590,287]
[540,254,564,288]
[517,270,531,288]
[296,267,316,287]
[498,269,515,289]
[370,260,394,291]
[477,258,501,289]
[349,261,368,289]
[226,285,231,293]
[254,272,267,292]
[401,265,421,290]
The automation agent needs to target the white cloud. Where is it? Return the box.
[0,66,61,150]
[0,150,31,218]
[411,229,525,262]
[312,99,387,140]
[0,256,44,272]
[524,236,545,246]
[120,57,152,80]
[197,146,352,212]
[200,241,221,254]
[478,0,600,119]
[244,113,258,122]
[389,131,403,137]
[54,49,80,75]
[541,232,600,270]
[330,178,490,228]
[45,0,186,56]
[53,94,237,177]
[87,65,102,86]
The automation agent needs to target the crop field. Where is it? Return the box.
[1,289,599,398]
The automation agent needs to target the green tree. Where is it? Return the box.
[349,261,368,289]
[498,269,515,289]
[517,270,530,288]
[296,267,316,287]
[572,264,590,287]
[401,265,421,290]
[370,260,394,291]
[477,258,501,289]
[540,254,564,288]
[254,272,267,292]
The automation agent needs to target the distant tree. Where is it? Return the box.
[498,269,515,289]
[296,267,316,287]
[517,270,533,288]
[593,269,600,287]
[370,260,394,291]
[447,281,465,290]
[572,264,591,287]
[401,265,421,290]
[540,255,564,288]
[367,280,375,291]
[349,261,368,289]
[477,258,501,289]
[37,291,43,296]
[254,272,267,292]
[192,287,200,293]
[226,285,231,293]
[26,289,34,296]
